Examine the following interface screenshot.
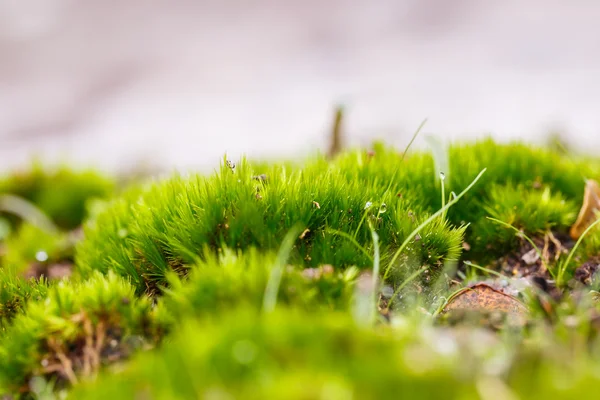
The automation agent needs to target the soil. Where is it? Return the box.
[573,256,600,286]
[23,261,73,280]
[492,231,574,299]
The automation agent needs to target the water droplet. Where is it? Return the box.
[378,203,387,214]
[35,251,48,262]
[118,228,128,238]
[439,172,446,181]
[364,201,373,210]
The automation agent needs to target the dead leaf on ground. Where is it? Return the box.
[443,283,527,314]
[440,283,528,327]
[570,179,600,240]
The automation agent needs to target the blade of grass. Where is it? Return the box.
[327,228,374,263]
[486,217,549,276]
[463,260,505,278]
[385,266,428,311]
[380,119,428,201]
[383,168,487,280]
[0,194,58,234]
[353,120,428,240]
[368,222,380,325]
[262,224,304,313]
[557,216,600,285]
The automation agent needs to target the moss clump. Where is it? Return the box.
[0,273,48,331]
[163,247,358,322]
[76,155,466,295]
[70,305,600,400]
[4,139,600,399]
[76,140,600,298]
[70,310,483,400]
[469,184,578,259]
[0,272,166,395]
[0,163,114,230]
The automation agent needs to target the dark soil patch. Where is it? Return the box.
[573,256,600,286]
[23,261,73,280]
[492,231,574,299]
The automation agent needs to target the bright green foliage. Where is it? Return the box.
[3,139,600,399]
[0,273,48,330]
[0,163,114,229]
[0,272,166,395]
[445,140,599,246]
[69,304,600,400]
[76,140,600,297]
[163,247,358,322]
[469,184,578,257]
[69,310,482,400]
[76,155,467,295]
[0,225,72,328]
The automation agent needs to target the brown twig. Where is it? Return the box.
[327,106,344,159]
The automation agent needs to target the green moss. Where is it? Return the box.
[75,140,600,296]
[469,184,578,258]
[0,163,114,230]
[4,139,600,399]
[0,273,48,330]
[69,310,482,400]
[163,247,358,322]
[0,272,166,395]
[76,155,466,295]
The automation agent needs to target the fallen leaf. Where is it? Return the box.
[570,179,600,240]
[442,283,528,316]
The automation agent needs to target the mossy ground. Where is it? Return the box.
[2,139,600,399]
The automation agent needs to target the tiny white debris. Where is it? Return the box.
[521,248,540,265]
[35,251,48,262]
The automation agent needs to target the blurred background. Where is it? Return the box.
[1,0,600,173]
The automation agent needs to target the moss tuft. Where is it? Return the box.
[0,272,166,395]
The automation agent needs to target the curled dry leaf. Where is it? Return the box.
[441,283,528,323]
[570,179,600,240]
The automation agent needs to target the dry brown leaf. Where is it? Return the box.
[442,283,528,315]
[570,179,600,239]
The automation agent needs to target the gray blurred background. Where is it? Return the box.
[1,0,599,172]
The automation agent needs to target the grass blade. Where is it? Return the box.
[383,168,487,280]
